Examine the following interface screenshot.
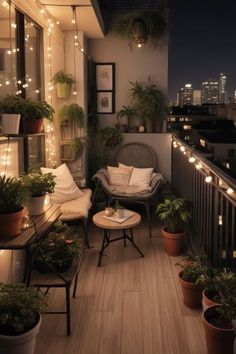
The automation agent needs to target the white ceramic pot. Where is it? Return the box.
[0,314,41,354]
[1,114,20,134]
[27,196,45,216]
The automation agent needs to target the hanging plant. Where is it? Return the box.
[111,10,167,49]
[58,103,84,128]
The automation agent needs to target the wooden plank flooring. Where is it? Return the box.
[35,218,207,354]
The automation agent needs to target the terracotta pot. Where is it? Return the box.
[0,208,24,238]
[26,196,45,216]
[22,118,43,134]
[203,305,235,354]
[161,227,184,257]
[202,289,220,311]
[0,314,41,354]
[179,271,203,309]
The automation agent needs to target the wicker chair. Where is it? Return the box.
[92,142,164,237]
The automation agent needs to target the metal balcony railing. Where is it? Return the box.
[172,136,236,269]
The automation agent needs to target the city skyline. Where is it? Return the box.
[168,0,236,102]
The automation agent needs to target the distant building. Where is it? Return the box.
[219,73,227,103]
[201,79,219,104]
[193,90,201,105]
[207,103,236,126]
[178,84,193,106]
[234,90,236,103]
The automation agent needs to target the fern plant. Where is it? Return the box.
[21,170,56,197]
[0,175,29,214]
[51,70,75,85]
[116,105,136,126]
[58,103,84,128]
[156,198,191,233]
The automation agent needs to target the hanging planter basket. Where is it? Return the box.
[130,18,148,46]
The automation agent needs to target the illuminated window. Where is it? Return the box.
[200,139,206,147]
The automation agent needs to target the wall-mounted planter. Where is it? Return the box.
[56,83,72,98]
[1,114,21,135]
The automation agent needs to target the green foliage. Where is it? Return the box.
[23,99,54,121]
[21,170,56,197]
[73,136,88,157]
[0,283,47,335]
[115,200,124,210]
[51,70,75,85]
[0,175,30,214]
[130,81,167,129]
[178,258,207,284]
[116,105,136,125]
[58,103,84,128]
[156,198,191,234]
[0,95,25,114]
[96,127,122,148]
[35,221,83,272]
[112,9,167,48]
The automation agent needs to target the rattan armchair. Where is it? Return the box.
[92,142,164,237]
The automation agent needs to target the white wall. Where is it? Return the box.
[88,34,168,128]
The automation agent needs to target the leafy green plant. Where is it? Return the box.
[0,175,30,214]
[35,221,83,273]
[58,103,84,128]
[116,105,136,126]
[51,70,75,85]
[156,198,191,234]
[112,9,167,49]
[23,99,55,121]
[0,95,25,114]
[21,170,56,197]
[178,258,207,284]
[0,283,47,335]
[130,81,167,132]
[115,200,124,210]
[96,127,122,148]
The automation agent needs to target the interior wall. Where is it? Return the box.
[88,34,168,128]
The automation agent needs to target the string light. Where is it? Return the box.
[227,188,234,195]
[205,176,212,183]
[189,156,196,163]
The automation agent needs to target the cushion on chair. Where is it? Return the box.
[107,166,132,186]
[59,189,92,221]
[41,164,83,204]
[128,167,153,189]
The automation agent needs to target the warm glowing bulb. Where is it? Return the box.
[73,91,77,95]
[74,35,78,39]
[56,21,60,25]
[5,80,10,85]
[227,188,234,195]
[137,44,142,48]
[180,146,185,152]
[2,1,8,7]
[72,19,75,24]
[195,163,202,170]
[7,50,11,55]
[81,48,84,52]
[205,176,212,183]
[189,157,196,163]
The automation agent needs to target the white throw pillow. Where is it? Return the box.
[107,166,131,186]
[128,167,153,189]
[118,162,133,173]
[41,164,83,204]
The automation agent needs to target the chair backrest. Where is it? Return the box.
[113,142,157,170]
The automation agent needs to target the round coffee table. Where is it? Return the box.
[93,210,144,266]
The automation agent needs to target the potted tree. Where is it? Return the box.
[0,175,29,238]
[21,170,56,216]
[51,70,75,98]
[0,95,25,134]
[116,105,136,132]
[178,258,207,309]
[155,197,191,256]
[34,221,84,273]
[21,99,54,134]
[0,282,47,354]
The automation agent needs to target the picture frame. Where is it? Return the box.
[95,62,115,114]
[95,63,115,91]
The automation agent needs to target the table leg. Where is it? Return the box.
[124,228,144,258]
[98,229,109,267]
[123,230,127,247]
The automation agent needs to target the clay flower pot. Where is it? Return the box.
[203,305,235,354]
[22,117,43,134]
[179,271,203,309]
[202,288,220,311]
[161,227,184,257]
[0,208,24,238]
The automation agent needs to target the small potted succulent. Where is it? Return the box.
[0,175,29,238]
[34,221,84,273]
[21,170,56,216]
[177,257,207,309]
[0,95,25,134]
[21,99,54,134]
[156,197,191,256]
[51,70,75,98]
[0,282,47,354]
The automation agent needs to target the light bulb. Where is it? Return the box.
[205,176,212,183]
[227,188,234,195]
[137,44,142,48]
[189,156,196,163]
[180,146,185,152]
[195,163,202,170]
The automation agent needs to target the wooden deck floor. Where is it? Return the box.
[35,217,207,354]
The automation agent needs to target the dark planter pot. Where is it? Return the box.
[22,118,43,134]
[202,289,220,311]
[179,271,203,309]
[203,305,235,354]
[0,208,24,238]
[161,227,184,257]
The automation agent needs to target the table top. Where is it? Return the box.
[0,205,61,250]
[92,210,141,230]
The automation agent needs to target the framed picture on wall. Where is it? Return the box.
[97,91,114,114]
[95,63,115,91]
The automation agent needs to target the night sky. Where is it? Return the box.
[168,0,236,102]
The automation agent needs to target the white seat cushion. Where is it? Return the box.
[59,189,92,221]
[128,167,153,189]
[107,166,132,186]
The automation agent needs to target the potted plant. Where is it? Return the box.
[116,105,136,132]
[115,200,125,218]
[177,258,207,309]
[203,292,236,354]
[0,282,47,354]
[21,99,54,134]
[0,175,29,238]
[21,170,56,216]
[51,70,75,98]
[59,103,85,141]
[0,95,25,134]
[155,197,191,256]
[130,81,167,132]
[34,221,83,273]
